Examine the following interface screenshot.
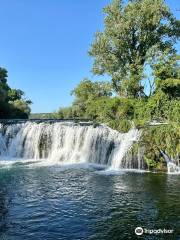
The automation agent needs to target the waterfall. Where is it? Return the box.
[167,162,180,174]
[110,129,140,169]
[160,150,180,174]
[0,121,141,169]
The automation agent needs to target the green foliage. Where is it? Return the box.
[89,0,179,98]
[8,89,24,102]
[9,100,31,118]
[72,78,112,101]
[91,97,134,132]
[144,156,157,170]
[142,124,180,168]
[0,67,32,119]
[58,107,74,119]
[30,113,59,119]
[56,79,113,120]
[0,68,10,103]
[153,53,180,99]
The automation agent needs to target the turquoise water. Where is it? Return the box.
[0,163,180,240]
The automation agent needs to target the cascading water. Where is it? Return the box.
[167,162,180,174]
[0,121,141,169]
[160,150,180,174]
[110,128,140,169]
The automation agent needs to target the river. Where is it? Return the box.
[0,164,180,240]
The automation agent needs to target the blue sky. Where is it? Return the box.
[0,0,179,113]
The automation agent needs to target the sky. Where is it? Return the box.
[0,0,179,113]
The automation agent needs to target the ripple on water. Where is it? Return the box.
[0,164,179,239]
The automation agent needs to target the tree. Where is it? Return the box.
[0,68,10,102]
[71,78,112,102]
[7,89,24,101]
[71,78,112,116]
[89,0,179,98]
[153,53,180,99]
[9,100,31,118]
[0,67,32,119]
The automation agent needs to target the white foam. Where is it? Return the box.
[0,122,140,170]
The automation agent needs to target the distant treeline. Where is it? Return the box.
[30,113,56,119]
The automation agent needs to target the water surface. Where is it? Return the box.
[0,163,179,240]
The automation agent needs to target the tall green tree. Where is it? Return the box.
[70,78,112,117]
[0,67,32,119]
[71,78,112,102]
[89,0,179,98]
[153,53,180,99]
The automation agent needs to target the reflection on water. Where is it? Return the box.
[0,165,180,240]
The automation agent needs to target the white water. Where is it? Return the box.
[110,128,140,169]
[0,122,140,170]
[160,150,180,174]
[167,162,180,174]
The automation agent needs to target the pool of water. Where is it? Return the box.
[0,163,180,240]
